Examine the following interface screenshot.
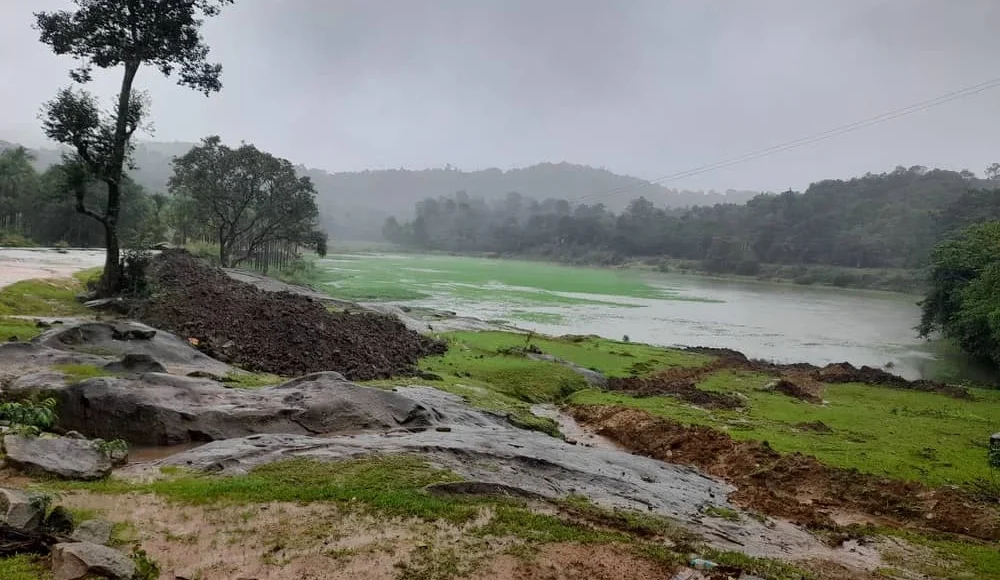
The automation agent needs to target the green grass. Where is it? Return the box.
[221,370,286,388]
[476,506,627,544]
[0,555,50,580]
[437,331,711,377]
[506,310,566,324]
[0,316,43,342]
[53,363,117,382]
[569,369,1000,487]
[879,529,1000,580]
[366,331,712,436]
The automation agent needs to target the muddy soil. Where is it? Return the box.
[570,405,1000,542]
[608,346,968,406]
[132,250,445,380]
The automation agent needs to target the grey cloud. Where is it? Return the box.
[2,0,999,193]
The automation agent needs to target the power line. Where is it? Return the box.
[572,75,1000,204]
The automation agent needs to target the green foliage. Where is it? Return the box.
[570,370,1000,487]
[169,136,321,268]
[0,398,58,431]
[920,221,1000,367]
[36,0,234,293]
[0,555,51,580]
[130,547,160,580]
[387,167,1000,277]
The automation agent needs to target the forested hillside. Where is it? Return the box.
[1,140,757,240]
[384,166,1000,277]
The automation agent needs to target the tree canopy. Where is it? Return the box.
[919,221,1000,367]
[169,137,321,267]
[385,166,1000,276]
[35,0,232,294]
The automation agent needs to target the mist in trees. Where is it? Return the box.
[34,0,233,294]
[385,166,1000,273]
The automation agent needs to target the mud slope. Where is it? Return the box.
[132,250,445,380]
[571,405,1000,542]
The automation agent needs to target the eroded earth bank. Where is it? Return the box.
[1,250,998,580]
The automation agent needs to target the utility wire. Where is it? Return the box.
[571,75,1000,204]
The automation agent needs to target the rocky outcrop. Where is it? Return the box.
[0,488,44,530]
[2,435,112,480]
[7,372,438,445]
[51,542,135,580]
[70,519,114,546]
[35,321,233,376]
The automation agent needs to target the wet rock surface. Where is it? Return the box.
[70,520,114,546]
[141,387,873,564]
[0,488,44,531]
[36,320,233,376]
[52,541,135,580]
[8,372,437,446]
[132,250,446,379]
[2,435,112,480]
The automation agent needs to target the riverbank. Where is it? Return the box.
[2,251,998,579]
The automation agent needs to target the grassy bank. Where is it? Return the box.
[0,267,102,341]
[570,369,1000,487]
[367,331,711,435]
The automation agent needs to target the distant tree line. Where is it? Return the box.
[383,166,1000,274]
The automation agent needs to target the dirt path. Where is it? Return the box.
[0,248,104,289]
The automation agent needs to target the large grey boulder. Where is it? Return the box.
[3,435,112,480]
[52,542,135,580]
[35,321,233,376]
[71,519,115,545]
[0,487,44,530]
[10,372,437,446]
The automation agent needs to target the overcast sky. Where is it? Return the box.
[2,0,999,192]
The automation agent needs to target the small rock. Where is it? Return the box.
[45,505,76,535]
[36,320,52,329]
[0,487,44,530]
[3,435,112,480]
[64,431,86,440]
[84,298,126,312]
[103,353,167,374]
[52,542,135,580]
[564,438,578,445]
[435,426,452,432]
[71,519,115,545]
[75,291,98,304]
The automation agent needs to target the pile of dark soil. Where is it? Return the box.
[607,371,744,409]
[571,405,1000,542]
[632,347,971,403]
[132,250,445,380]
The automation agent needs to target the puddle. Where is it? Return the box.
[128,441,205,463]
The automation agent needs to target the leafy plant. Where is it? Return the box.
[0,398,58,431]
[130,546,160,580]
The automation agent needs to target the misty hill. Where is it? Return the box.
[2,139,758,240]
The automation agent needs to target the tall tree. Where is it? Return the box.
[35,0,233,294]
[170,136,321,267]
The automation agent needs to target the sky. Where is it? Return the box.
[1,0,999,193]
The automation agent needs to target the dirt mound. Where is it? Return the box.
[814,362,970,398]
[607,372,743,409]
[132,250,445,380]
[570,405,1000,542]
[655,347,969,402]
[766,377,824,403]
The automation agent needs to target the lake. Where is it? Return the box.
[315,253,982,382]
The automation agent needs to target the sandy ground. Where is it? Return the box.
[0,248,105,288]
